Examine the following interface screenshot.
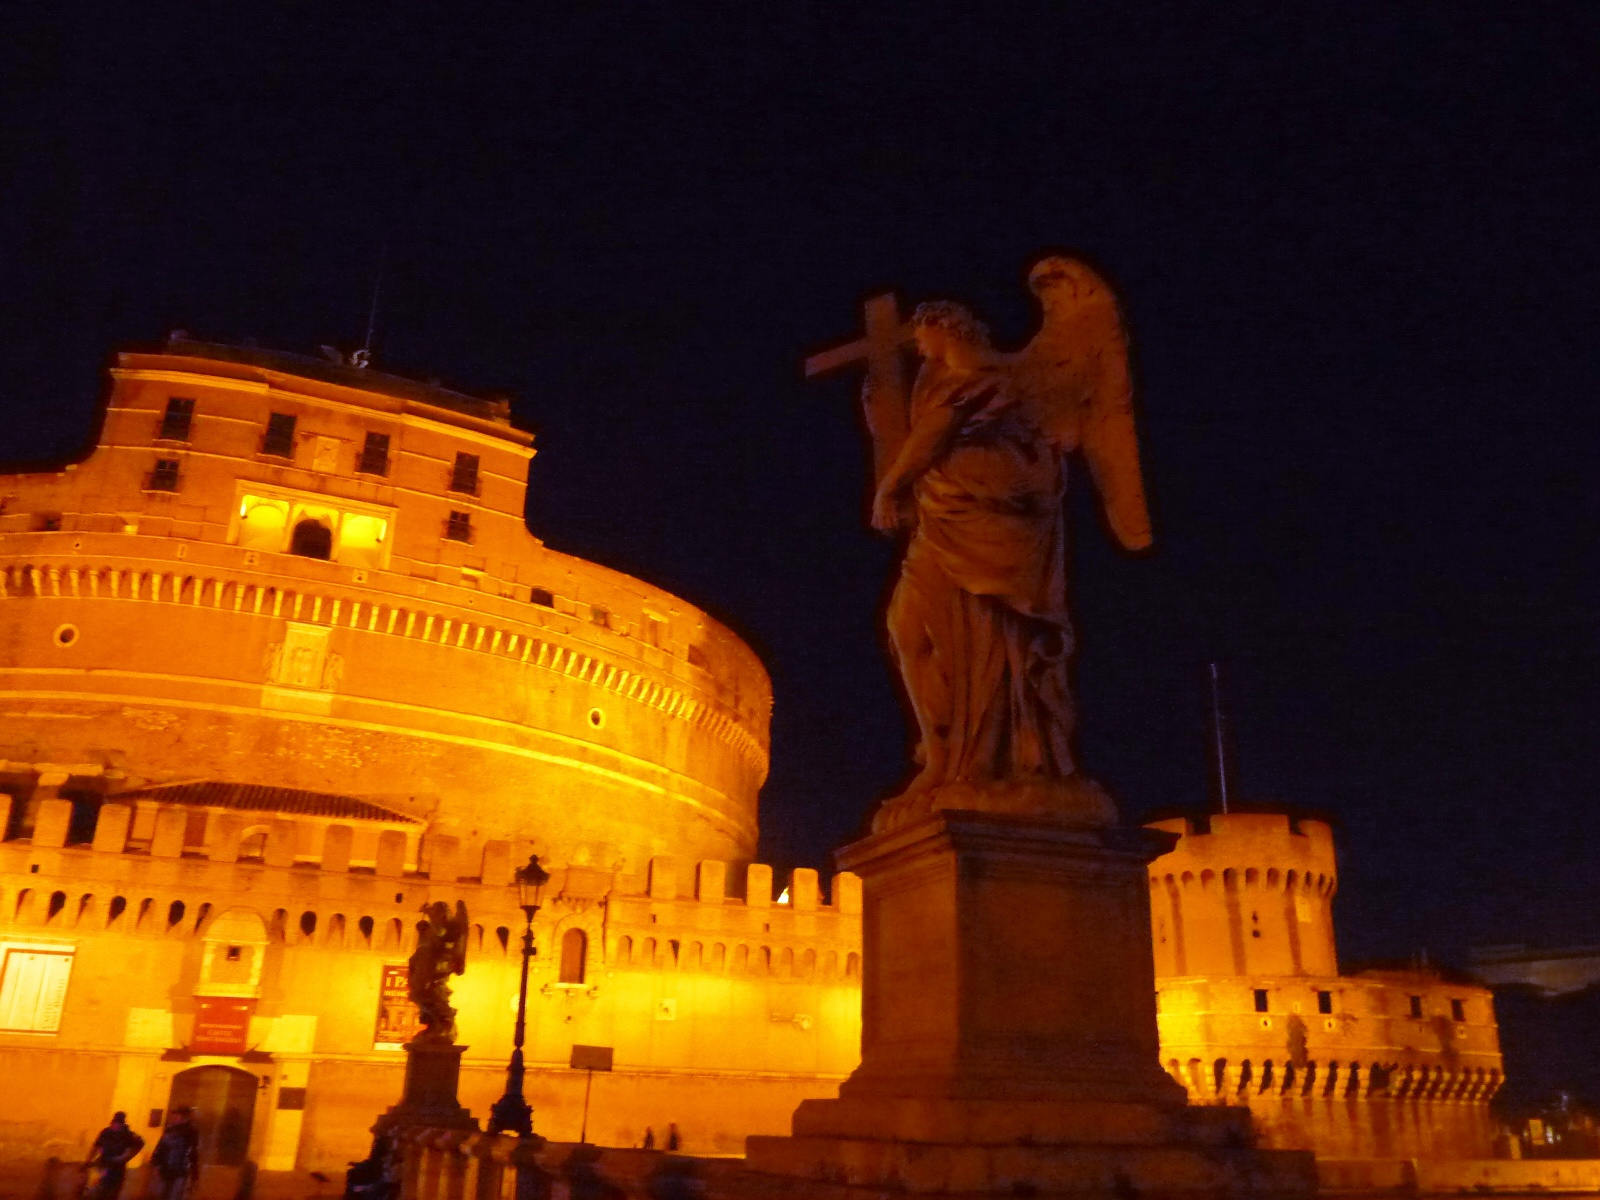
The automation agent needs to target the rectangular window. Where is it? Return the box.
[1451,998,1466,1022]
[358,432,391,476]
[1409,995,1424,1018]
[590,604,610,629]
[158,397,194,442]
[1317,990,1333,1014]
[262,412,296,457]
[449,452,480,495]
[1253,988,1269,1013]
[149,459,181,492]
[445,511,473,542]
[529,587,554,608]
[0,945,74,1032]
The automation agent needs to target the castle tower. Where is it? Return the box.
[1145,812,1339,980]
[0,341,770,873]
[1145,810,1505,1164]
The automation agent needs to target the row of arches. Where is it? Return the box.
[1170,1057,1503,1104]
[1150,867,1336,896]
[1,888,862,983]
[1,560,763,770]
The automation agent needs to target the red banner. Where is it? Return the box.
[374,965,422,1049]
[192,997,255,1054]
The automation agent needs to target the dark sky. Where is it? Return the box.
[4,7,1598,966]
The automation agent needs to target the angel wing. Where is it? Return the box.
[447,900,470,975]
[1014,257,1152,551]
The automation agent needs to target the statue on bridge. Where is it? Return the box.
[809,255,1152,830]
[408,900,469,1042]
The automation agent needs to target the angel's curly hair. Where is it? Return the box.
[911,301,992,348]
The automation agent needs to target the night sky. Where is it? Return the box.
[4,7,1597,967]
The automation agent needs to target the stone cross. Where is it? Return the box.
[805,294,914,487]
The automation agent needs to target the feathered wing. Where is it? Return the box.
[449,901,470,974]
[1017,262,1153,551]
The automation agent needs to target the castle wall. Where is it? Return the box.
[0,800,861,1170]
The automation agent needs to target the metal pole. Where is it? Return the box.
[1209,662,1230,814]
[579,1068,594,1144]
[488,905,537,1137]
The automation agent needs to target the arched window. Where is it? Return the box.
[560,928,587,984]
[289,518,332,560]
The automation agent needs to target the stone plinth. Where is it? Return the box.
[374,1040,479,1133]
[746,808,1316,1196]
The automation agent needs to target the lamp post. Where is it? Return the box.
[488,853,550,1138]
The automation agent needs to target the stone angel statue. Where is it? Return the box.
[408,899,469,1042]
[865,255,1151,829]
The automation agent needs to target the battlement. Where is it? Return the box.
[1147,812,1337,884]
[0,794,861,974]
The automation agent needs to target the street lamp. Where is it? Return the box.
[488,853,550,1137]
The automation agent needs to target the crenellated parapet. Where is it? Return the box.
[0,795,860,982]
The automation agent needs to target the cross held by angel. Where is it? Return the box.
[809,255,1151,825]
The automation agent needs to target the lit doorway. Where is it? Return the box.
[167,1066,257,1166]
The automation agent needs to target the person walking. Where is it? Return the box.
[148,1109,201,1200]
[85,1112,145,1200]
[664,1125,679,1153]
[641,1127,655,1151]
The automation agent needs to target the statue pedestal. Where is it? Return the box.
[374,1040,478,1133]
[746,808,1315,1195]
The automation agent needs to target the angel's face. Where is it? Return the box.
[913,324,948,363]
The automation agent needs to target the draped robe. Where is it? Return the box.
[886,357,1077,785]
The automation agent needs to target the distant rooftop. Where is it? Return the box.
[151,339,514,425]
[113,780,421,824]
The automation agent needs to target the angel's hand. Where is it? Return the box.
[871,486,906,533]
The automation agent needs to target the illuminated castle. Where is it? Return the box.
[1146,811,1505,1168]
[0,338,1517,1184]
[0,342,860,1172]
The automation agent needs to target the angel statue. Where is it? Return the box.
[408,900,469,1042]
[856,255,1151,830]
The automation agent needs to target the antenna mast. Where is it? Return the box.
[1209,661,1230,814]
[361,242,388,362]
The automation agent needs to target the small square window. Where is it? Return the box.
[149,459,181,492]
[1450,998,1466,1022]
[158,397,194,442]
[1409,995,1423,1018]
[591,605,610,629]
[263,412,296,457]
[1317,990,1333,1015]
[529,587,554,608]
[445,511,473,542]
[687,644,709,670]
[1253,988,1269,1013]
[449,452,480,495]
[358,432,390,476]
